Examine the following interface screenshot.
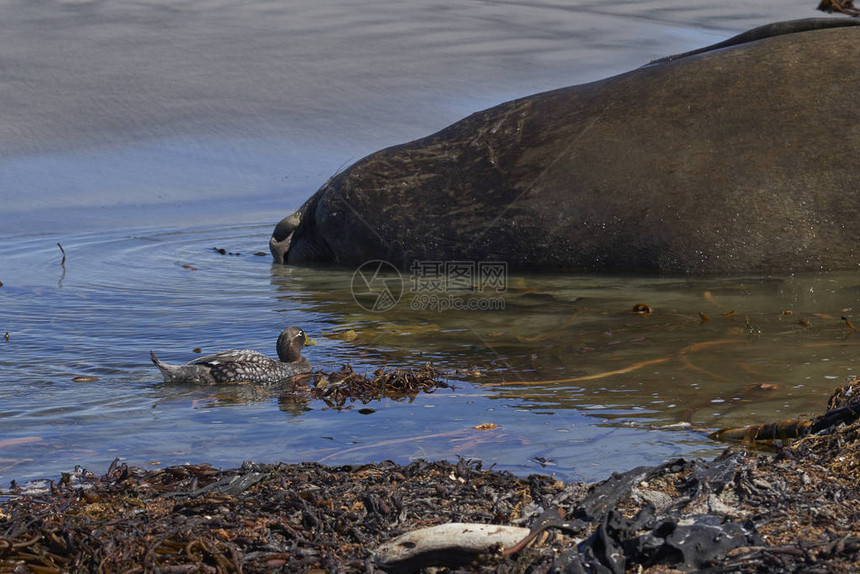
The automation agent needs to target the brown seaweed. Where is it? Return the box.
[711,377,860,444]
[818,0,860,16]
[3,381,860,572]
[308,363,449,407]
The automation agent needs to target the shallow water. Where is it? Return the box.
[1,0,851,484]
[3,222,859,484]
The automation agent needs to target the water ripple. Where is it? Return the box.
[2,224,859,484]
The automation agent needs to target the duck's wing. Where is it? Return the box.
[189,349,290,384]
[189,349,269,366]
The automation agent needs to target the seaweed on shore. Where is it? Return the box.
[2,380,860,572]
[0,458,564,573]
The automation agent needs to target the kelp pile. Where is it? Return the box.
[2,380,860,572]
[307,363,450,407]
[0,458,571,572]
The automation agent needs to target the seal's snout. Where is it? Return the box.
[270,212,301,263]
[269,234,291,264]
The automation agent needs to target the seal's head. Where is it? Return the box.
[269,211,301,264]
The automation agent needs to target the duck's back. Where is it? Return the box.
[191,349,269,367]
[192,349,311,384]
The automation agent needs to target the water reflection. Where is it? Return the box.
[271,263,860,433]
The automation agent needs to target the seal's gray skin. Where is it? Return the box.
[272,19,860,274]
[150,327,311,385]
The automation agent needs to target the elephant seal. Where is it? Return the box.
[271,19,860,273]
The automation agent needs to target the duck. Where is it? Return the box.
[150,327,312,384]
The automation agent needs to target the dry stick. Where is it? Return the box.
[374,523,532,571]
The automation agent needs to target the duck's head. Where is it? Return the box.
[276,327,309,363]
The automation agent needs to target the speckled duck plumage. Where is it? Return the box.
[150,327,312,384]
